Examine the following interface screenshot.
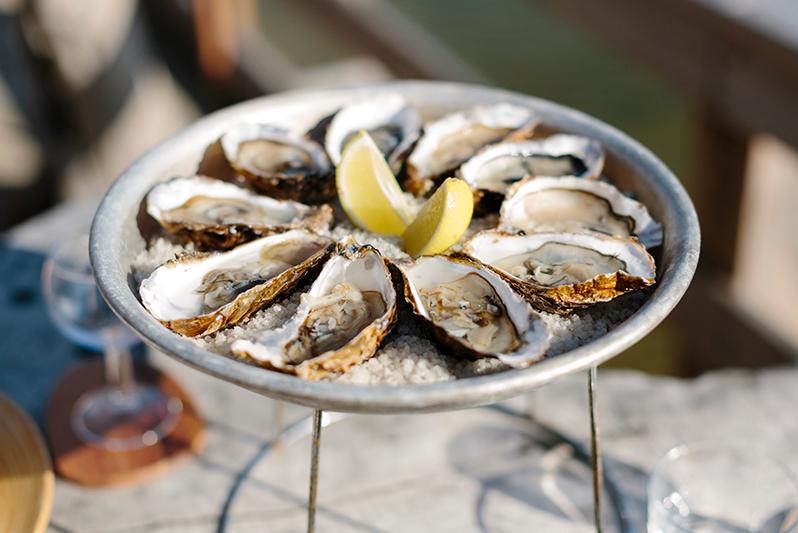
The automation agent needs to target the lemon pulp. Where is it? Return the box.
[336,131,411,235]
[402,177,474,256]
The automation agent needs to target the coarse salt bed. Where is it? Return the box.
[130,238,196,284]
[133,217,646,385]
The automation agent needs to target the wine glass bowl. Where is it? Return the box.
[42,234,182,451]
[42,235,138,352]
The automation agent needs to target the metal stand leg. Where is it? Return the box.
[588,366,603,533]
[307,409,323,533]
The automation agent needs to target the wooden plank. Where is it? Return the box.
[301,0,486,83]
[693,0,798,67]
[537,0,798,148]
[672,275,795,375]
[692,107,750,273]
[193,0,239,81]
[723,56,798,150]
[534,0,710,99]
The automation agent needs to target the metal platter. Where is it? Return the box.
[90,81,700,414]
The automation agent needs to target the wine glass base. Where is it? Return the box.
[71,385,183,452]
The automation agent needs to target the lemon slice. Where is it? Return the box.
[402,177,474,256]
[336,130,412,235]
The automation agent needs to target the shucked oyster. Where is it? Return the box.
[398,255,550,368]
[323,93,422,174]
[232,240,397,380]
[500,176,662,248]
[144,175,333,249]
[140,230,332,336]
[220,123,333,202]
[459,134,604,195]
[465,230,656,311]
[406,103,538,196]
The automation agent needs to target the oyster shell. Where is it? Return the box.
[232,240,397,380]
[140,230,332,337]
[324,93,421,174]
[464,230,656,311]
[144,175,333,249]
[459,134,604,195]
[220,123,333,202]
[500,176,662,248]
[398,255,550,368]
[406,103,538,196]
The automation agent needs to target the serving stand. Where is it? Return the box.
[90,81,700,532]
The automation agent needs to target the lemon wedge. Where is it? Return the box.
[402,177,474,257]
[336,130,412,235]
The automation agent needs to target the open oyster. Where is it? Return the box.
[405,103,538,196]
[144,175,333,249]
[459,134,604,196]
[220,123,333,202]
[500,176,662,248]
[465,230,656,311]
[398,255,550,368]
[140,230,332,337]
[324,93,422,174]
[232,240,397,380]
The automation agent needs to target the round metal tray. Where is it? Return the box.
[90,81,700,414]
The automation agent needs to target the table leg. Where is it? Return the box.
[307,409,323,533]
[589,366,603,533]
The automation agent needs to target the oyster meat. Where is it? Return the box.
[500,176,662,248]
[406,103,538,195]
[220,123,333,202]
[140,230,332,336]
[459,134,604,195]
[144,175,333,249]
[399,255,550,367]
[465,230,656,311]
[324,93,422,174]
[232,240,397,380]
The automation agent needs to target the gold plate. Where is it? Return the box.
[0,394,54,533]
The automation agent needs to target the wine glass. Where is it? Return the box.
[648,442,798,532]
[42,234,182,451]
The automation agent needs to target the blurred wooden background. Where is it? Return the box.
[1,0,796,376]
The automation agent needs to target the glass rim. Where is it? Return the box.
[45,234,95,284]
[652,440,798,494]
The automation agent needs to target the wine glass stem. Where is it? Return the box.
[104,343,135,393]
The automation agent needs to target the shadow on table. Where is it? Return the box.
[446,408,648,532]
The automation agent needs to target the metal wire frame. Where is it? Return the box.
[214,370,618,533]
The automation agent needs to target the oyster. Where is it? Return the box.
[144,175,333,249]
[398,255,550,368]
[220,123,333,202]
[406,103,538,196]
[465,230,656,311]
[459,134,604,195]
[500,176,662,248]
[139,230,332,337]
[324,93,422,174]
[232,240,397,380]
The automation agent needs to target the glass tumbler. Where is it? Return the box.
[648,442,798,532]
